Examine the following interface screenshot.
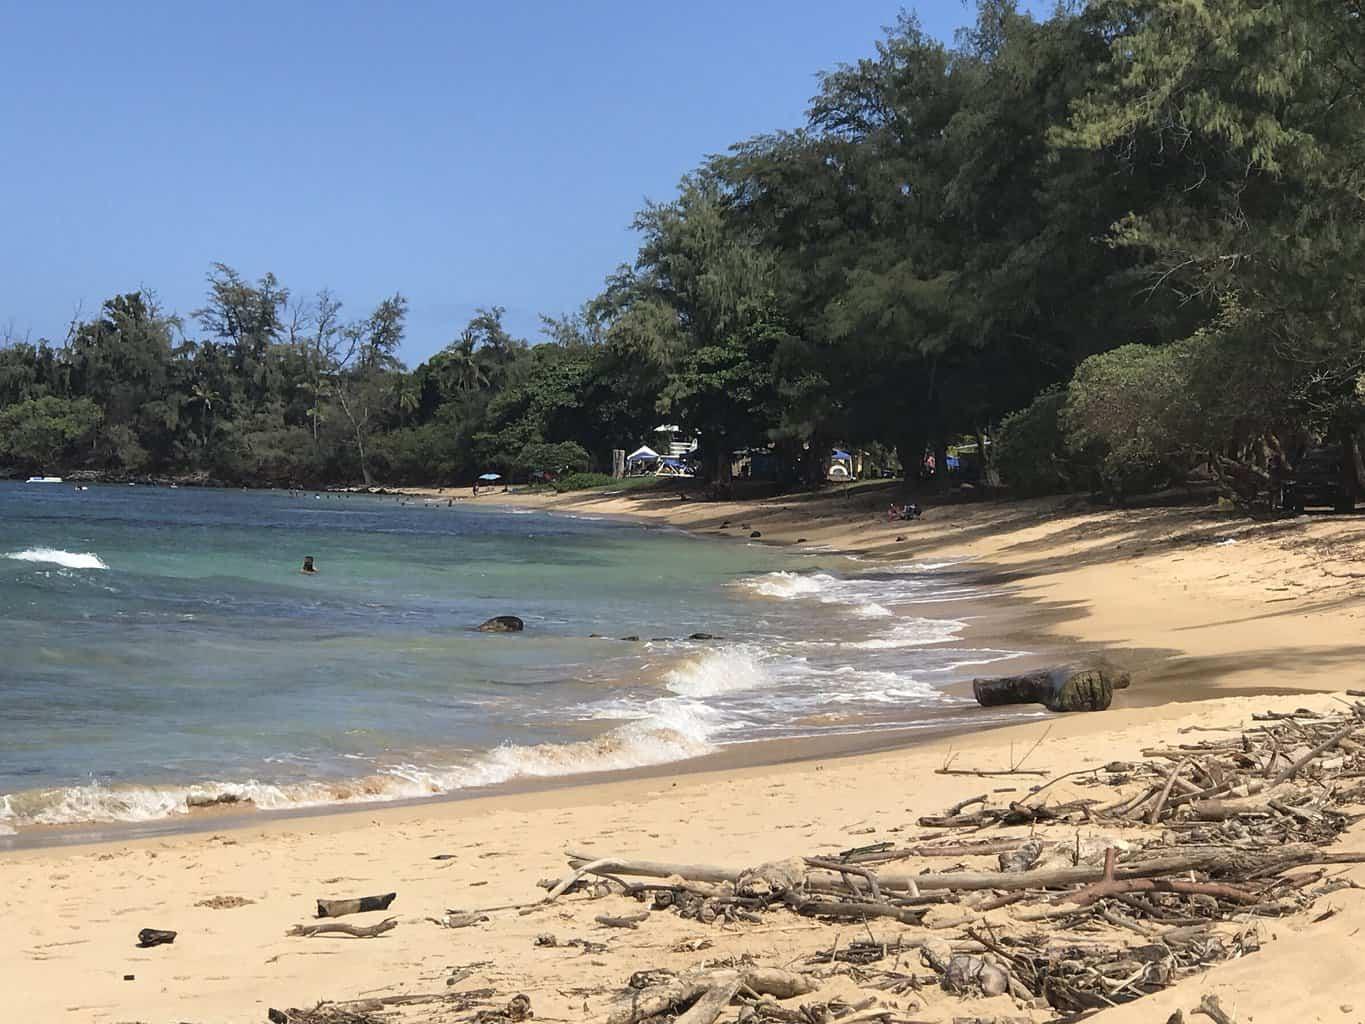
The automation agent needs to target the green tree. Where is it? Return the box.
[0,396,102,471]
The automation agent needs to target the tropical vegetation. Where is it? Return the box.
[3,0,1362,507]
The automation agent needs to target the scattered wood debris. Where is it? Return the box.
[538,701,1365,1020]
[269,700,1365,1022]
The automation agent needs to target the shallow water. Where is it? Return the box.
[0,483,1031,833]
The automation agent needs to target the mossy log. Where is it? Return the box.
[972,667,1130,713]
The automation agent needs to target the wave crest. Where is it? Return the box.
[6,548,108,570]
[664,646,771,697]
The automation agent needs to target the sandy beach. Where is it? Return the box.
[7,488,1365,1023]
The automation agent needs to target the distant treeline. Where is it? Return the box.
[3,0,1363,503]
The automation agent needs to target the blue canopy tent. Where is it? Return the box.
[828,448,854,481]
[478,473,502,481]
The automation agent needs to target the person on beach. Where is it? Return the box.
[301,556,318,575]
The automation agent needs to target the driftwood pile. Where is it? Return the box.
[537,702,1365,1023]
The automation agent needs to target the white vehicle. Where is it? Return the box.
[27,476,64,483]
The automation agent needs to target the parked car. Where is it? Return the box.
[1282,445,1358,513]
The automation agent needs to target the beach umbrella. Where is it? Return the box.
[478,473,502,481]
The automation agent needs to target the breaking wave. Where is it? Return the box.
[5,548,108,570]
[739,566,980,616]
[664,645,772,697]
[0,692,734,829]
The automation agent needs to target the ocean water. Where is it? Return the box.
[0,483,1030,836]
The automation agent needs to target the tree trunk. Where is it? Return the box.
[897,432,926,485]
[354,428,372,486]
[1340,423,1365,505]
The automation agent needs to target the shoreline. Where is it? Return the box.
[1,531,1067,850]
[8,482,1356,847]
[7,486,1364,1022]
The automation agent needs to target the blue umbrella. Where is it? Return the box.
[478,473,502,481]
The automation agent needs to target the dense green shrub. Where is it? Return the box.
[551,472,619,492]
[1061,344,1196,496]
[994,387,1072,496]
[515,441,591,476]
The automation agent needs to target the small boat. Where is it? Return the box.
[27,475,63,483]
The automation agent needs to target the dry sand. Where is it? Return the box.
[6,486,1365,1022]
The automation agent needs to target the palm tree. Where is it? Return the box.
[392,376,419,425]
[189,381,220,446]
[446,333,489,392]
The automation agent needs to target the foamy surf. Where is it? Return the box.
[0,710,723,829]
[5,547,108,570]
[664,645,772,697]
[848,617,966,649]
[739,567,980,614]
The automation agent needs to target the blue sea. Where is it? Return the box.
[0,482,1031,836]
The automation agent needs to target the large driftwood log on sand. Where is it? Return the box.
[973,666,1130,712]
[561,843,1327,896]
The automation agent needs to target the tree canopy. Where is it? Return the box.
[4,0,1362,504]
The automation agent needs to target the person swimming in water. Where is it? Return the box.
[301,556,318,574]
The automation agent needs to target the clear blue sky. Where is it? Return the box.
[1,1,1047,365]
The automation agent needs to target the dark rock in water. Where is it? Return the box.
[588,633,604,638]
[688,632,718,641]
[749,531,762,539]
[619,635,640,642]
[478,615,525,633]
[796,538,808,543]
[137,928,177,948]
[972,667,1129,713]
[187,793,247,810]
[895,535,906,542]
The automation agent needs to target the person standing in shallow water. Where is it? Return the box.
[301,556,318,575]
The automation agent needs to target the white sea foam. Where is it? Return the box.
[740,568,984,617]
[744,570,835,599]
[664,645,772,697]
[847,617,966,649]
[0,698,733,829]
[5,548,108,570]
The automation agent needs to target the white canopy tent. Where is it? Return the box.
[626,445,660,463]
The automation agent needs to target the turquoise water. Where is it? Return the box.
[0,483,1027,834]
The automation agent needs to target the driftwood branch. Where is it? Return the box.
[287,916,397,939]
[1059,849,1259,907]
[1194,993,1238,1024]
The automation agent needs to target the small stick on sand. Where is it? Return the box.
[595,912,650,929]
